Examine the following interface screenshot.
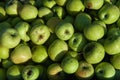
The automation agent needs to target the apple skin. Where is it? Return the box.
[43,0,56,9]
[0,28,21,49]
[68,33,87,52]
[55,0,67,6]
[61,56,79,74]
[0,68,6,80]
[84,0,104,10]
[0,45,9,59]
[11,17,22,26]
[0,6,7,21]
[98,3,120,24]
[31,45,48,63]
[22,65,39,80]
[75,60,94,80]
[95,62,116,80]
[48,39,68,61]
[31,18,44,27]
[83,42,105,64]
[74,12,92,32]
[105,0,117,4]
[55,21,74,40]
[29,24,50,45]
[2,59,14,69]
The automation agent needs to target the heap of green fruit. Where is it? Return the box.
[1,0,120,80]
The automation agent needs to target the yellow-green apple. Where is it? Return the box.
[84,0,104,10]
[74,12,92,32]
[2,59,14,69]
[48,39,68,61]
[32,45,48,63]
[29,24,50,45]
[68,33,87,52]
[0,28,21,48]
[75,60,94,80]
[55,21,74,40]
[95,62,116,80]
[66,0,85,15]
[18,4,38,21]
[84,23,105,41]
[54,0,67,6]
[14,21,30,42]
[22,65,39,80]
[0,6,7,21]
[43,0,56,9]
[98,3,120,24]
[10,43,32,64]
[83,42,105,64]
[0,68,6,80]
[0,45,9,59]
[61,56,79,74]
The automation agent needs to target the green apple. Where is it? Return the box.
[74,12,92,32]
[18,4,38,21]
[95,62,116,80]
[52,6,66,19]
[38,7,53,20]
[43,0,56,9]
[75,60,94,80]
[107,27,120,37]
[98,3,120,24]
[63,15,74,24]
[83,42,105,64]
[0,28,21,48]
[2,59,14,69]
[0,6,7,21]
[11,17,22,26]
[5,0,21,16]
[55,21,74,40]
[32,45,48,63]
[10,43,32,64]
[0,45,9,59]
[31,18,44,27]
[29,24,50,45]
[22,65,39,80]
[55,0,67,6]
[105,0,117,4]
[66,0,85,15]
[48,39,68,61]
[68,33,87,52]
[7,65,23,80]
[0,68,6,80]
[103,34,120,55]
[14,21,30,42]
[84,0,104,10]
[110,53,120,69]
[0,21,11,31]
[84,23,105,41]
[61,56,79,74]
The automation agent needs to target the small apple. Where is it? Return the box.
[2,59,14,69]
[98,3,120,24]
[68,33,87,52]
[75,60,94,80]
[66,0,85,15]
[29,24,50,45]
[0,28,21,48]
[10,17,22,26]
[54,0,67,6]
[0,45,9,59]
[55,21,74,40]
[32,45,48,63]
[14,21,30,42]
[61,56,79,74]
[10,43,32,64]
[31,18,44,27]
[95,62,116,80]
[0,68,6,80]
[74,12,92,32]
[43,0,56,9]
[84,0,104,10]
[22,65,39,80]
[63,15,74,24]
[83,42,105,64]
[48,39,68,61]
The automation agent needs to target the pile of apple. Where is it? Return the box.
[1,0,120,80]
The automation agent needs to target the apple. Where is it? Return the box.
[75,60,94,80]
[105,0,117,4]
[29,24,50,45]
[83,42,105,64]
[66,0,85,15]
[31,18,44,27]
[10,43,32,64]
[0,68,6,80]
[0,28,21,48]
[2,59,14,69]
[48,39,68,61]
[74,12,92,32]
[84,0,104,10]
[11,17,22,26]
[63,15,74,24]
[0,45,9,59]
[18,4,38,21]
[54,0,67,6]
[68,33,87,52]
[83,23,105,41]
[103,34,120,55]
[98,3,120,24]
[55,21,74,40]
[95,62,116,80]
[32,45,48,63]
[0,21,11,31]
[43,0,56,9]
[14,21,30,42]
[22,65,39,80]
[0,6,7,21]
